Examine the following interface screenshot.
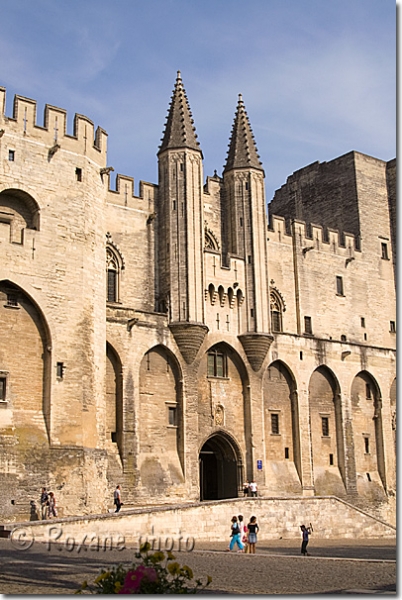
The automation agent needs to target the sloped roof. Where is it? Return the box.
[158,71,202,156]
[224,94,263,173]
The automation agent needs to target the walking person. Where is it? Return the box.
[300,524,311,556]
[40,487,49,520]
[243,480,250,497]
[114,485,122,513]
[47,492,57,518]
[249,480,258,497]
[225,516,244,552]
[247,515,259,554]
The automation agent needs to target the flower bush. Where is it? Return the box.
[76,543,212,594]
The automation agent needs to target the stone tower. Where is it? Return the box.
[156,72,208,363]
[222,94,272,371]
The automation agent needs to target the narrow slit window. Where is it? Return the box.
[361,317,365,328]
[364,436,370,454]
[336,276,344,295]
[56,362,64,379]
[8,150,15,161]
[75,167,82,182]
[390,321,396,333]
[329,453,334,465]
[304,316,312,335]
[271,413,279,435]
[107,269,117,302]
[168,406,177,426]
[0,377,6,401]
[381,243,388,260]
[284,447,289,459]
[6,293,18,307]
[270,291,283,333]
[321,416,329,437]
[366,383,372,400]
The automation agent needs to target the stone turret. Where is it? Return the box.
[223,94,272,370]
[156,72,208,363]
[224,93,263,174]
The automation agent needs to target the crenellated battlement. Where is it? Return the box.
[106,174,157,211]
[268,213,361,255]
[0,87,108,161]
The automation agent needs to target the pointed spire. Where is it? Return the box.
[224,94,263,173]
[158,71,202,156]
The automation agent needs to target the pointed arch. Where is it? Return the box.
[308,365,346,495]
[198,341,251,479]
[138,345,184,495]
[199,430,244,500]
[264,360,302,491]
[218,285,226,307]
[0,188,40,244]
[390,378,396,459]
[106,243,124,303]
[106,342,123,458]
[351,370,386,492]
[0,279,51,440]
[205,228,219,251]
[270,288,285,333]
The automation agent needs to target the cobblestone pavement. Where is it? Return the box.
[0,537,396,595]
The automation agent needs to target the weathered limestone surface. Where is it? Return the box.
[0,76,396,526]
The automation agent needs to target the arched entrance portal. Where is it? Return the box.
[199,434,241,501]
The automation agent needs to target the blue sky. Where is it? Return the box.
[0,0,396,202]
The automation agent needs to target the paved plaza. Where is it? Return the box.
[0,536,396,595]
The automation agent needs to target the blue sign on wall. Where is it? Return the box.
[257,460,263,470]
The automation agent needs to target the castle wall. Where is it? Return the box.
[0,85,396,526]
[0,90,109,518]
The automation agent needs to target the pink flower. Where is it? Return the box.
[118,566,157,594]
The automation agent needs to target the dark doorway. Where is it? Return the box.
[199,435,240,500]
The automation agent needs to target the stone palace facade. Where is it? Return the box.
[0,73,396,523]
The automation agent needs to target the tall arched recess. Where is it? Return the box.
[390,378,396,461]
[0,280,51,441]
[106,342,123,460]
[308,366,346,496]
[138,346,184,497]
[197,342,251,482]
[263,361,301,493]
[351,371,387,496]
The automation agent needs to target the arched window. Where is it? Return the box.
[270,291,283,333]
[0,188,40,244]
[106,246,123,303]
[205,228,219,251]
